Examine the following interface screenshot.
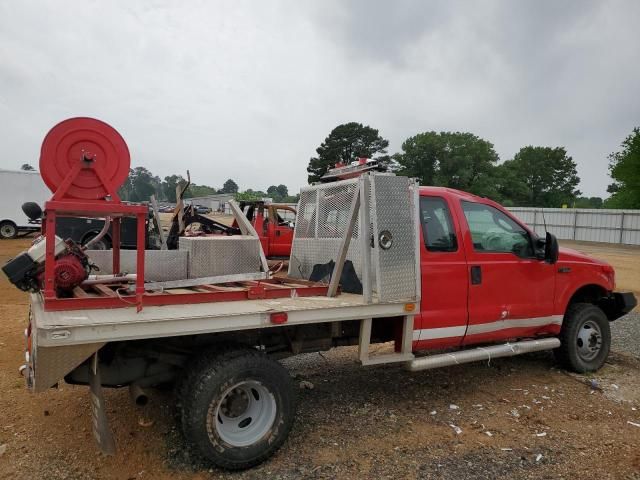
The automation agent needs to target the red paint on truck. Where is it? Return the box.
[412,187,615,351]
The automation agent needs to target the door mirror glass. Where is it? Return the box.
[544,232,559,264]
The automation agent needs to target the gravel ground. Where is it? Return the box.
[1,240,639,479]
[611,311,640,358]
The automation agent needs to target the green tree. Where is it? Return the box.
[394,135,439,185]
[221,178,239,194]
[605,127,640,208]
[284,193,300,204]
[161,174,186,202]
[574,196,604,209]
[118,169,135,201]
[120,167,160,202]
[235,189,267,201]
[307,122,389,183]
[20,163,35,171]
[499,146,580,207]
[395,131,500,197]
[491,161,529,206]
[185,184,217,198]
[267,184,289,201]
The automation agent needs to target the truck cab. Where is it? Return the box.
[415,187,635,370]
[236,201,296,258]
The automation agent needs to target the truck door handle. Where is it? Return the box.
[470,266,482,285]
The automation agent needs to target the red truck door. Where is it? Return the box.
[414,195,469,350]
[457,200,557,345]
[268,206,295,258]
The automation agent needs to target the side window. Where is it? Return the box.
[276,208,295,224]
[420,197,458,252]
[461,201,533,257]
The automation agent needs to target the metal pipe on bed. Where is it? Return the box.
[82,274,137,285]
[83,216,111,249]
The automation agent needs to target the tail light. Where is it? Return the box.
[270,312,288,324]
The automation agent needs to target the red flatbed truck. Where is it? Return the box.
[7,119,636,471]
[18,177,636,470]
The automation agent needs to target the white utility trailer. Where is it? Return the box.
[0,169,50,238]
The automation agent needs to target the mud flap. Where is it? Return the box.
[89,353,116,455]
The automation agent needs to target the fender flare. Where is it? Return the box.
[558,282,610,317]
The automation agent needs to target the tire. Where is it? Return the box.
[83,233,111,250]
[180,348,296,470]
[0,221,18,239]
[554,303,611,373]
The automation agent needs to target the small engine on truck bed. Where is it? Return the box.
[2,235,92,293]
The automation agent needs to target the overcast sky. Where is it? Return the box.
[1,1,638,197]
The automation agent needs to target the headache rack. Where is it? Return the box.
[289,173,421,304]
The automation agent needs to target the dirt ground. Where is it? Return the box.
[0,238,639,479]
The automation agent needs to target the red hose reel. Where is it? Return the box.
[38,118,148,311]
[39,117,131,200]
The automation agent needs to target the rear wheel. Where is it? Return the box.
[180,348,296,470]
[0,221,18,239]
[83,233,111,250]
[555,303,611,373]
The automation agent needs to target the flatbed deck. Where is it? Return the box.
[31,292,414,347]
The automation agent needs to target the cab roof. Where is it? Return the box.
[418,186,504,210]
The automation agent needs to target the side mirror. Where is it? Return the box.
[544,232,559,264]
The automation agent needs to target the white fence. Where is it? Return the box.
[508,208,640,246]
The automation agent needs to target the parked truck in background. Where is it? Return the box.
[235,200,296,258]
[13,174,637,471]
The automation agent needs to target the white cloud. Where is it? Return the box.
[0,0,638,196]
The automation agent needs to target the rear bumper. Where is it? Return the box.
[602,292,637,321]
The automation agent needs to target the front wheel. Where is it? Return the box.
[554,303,611,373]
[180,348,296,470]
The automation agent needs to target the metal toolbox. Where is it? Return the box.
[86,249,188,282]
[178,236,263,278]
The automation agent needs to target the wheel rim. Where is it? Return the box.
[576,319,603,362]
[1,224,16,238]
[91,240,108,250]
[212,380,277,447]
[85,236,108,250]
